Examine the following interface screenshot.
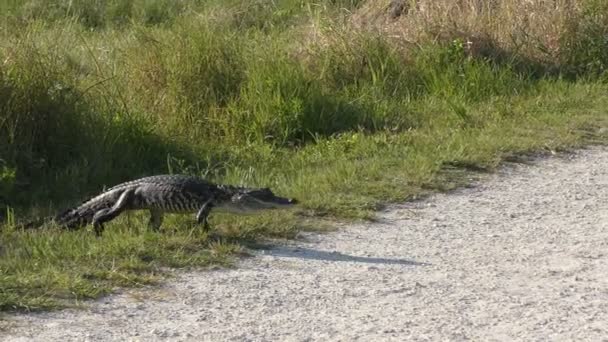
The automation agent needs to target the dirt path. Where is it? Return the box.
[4,147,608,341]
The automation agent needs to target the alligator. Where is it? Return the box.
[22,174,298,236]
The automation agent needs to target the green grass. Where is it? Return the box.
[1,0,608,311]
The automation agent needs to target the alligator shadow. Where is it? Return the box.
[258,245,429,266]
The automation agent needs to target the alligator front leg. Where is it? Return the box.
[148,209,164,231]
[196,200,214,231]
[92,188,135,236]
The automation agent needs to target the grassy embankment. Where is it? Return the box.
[1,0,607,311]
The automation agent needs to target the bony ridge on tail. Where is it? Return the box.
[22,174,298,236]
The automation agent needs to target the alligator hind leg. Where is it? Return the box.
[92,188,135,236]
[196,200,214,231]
[148,209,164,231]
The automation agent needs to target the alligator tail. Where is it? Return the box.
[16,216,54,230]
[16,207,90,231]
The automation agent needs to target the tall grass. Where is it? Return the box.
[0,0,607,311]
[356,0,608,77]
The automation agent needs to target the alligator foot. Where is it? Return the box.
[92,188,135,236]
[196,200,214,232]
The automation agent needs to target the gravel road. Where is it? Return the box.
[3,146,608,341]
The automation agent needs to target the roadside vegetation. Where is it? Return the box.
[1,0,607,311]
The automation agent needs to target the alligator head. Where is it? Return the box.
[219,187,298,214]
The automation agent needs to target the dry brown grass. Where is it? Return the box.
[351,0,603,73]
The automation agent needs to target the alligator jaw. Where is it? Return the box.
[215,189,298,214]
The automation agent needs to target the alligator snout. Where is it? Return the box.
[275,197,298,206]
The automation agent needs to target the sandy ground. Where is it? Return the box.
[3,146,608,341]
